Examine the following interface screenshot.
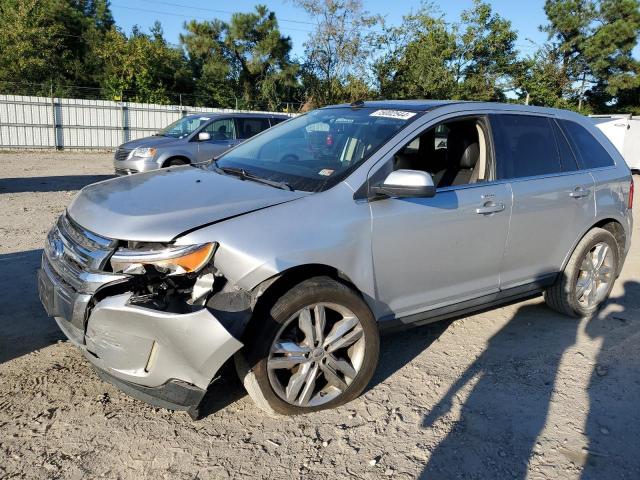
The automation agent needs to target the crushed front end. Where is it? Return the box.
[37,213,245,414]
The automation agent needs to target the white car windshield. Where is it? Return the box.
[212,107,421,192]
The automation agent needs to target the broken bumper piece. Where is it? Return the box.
[85,292,243,388]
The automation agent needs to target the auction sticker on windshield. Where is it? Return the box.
[370,110,417,120]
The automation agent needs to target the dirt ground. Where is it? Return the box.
[0,151,638,479]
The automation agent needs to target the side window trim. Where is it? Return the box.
[361,113,496,199]
[550,119,580,171]
[233,118,243,139]
[556,120,584,169]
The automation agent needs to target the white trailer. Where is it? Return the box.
[590,114,640,172]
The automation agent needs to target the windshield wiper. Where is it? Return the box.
[213,161,294,191]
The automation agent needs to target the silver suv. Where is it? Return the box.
[113,112,288,175]
[39,101,633,417]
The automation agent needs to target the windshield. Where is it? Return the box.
[211,107,421,192]
[158,115,214,139]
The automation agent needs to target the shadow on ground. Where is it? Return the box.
[0,250,63,363]
[418,281,640,479]
[0,175,112,194]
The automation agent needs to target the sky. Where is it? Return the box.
[109,0,552,59]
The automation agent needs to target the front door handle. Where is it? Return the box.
[476,202,505,215]
[569,186,590,198]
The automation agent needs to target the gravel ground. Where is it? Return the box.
[0,151,638,479]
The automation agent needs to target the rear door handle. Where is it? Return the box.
[569,186,590,198]
[476,202,505,215]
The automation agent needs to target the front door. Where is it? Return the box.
[371,183,512,318]
[196,118,238,162]
[370,115,512,319]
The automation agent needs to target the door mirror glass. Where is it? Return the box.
[372,170,436,198]
[198,131,211,142]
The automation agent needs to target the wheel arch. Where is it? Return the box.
[561,217,627,275]
[241,264,364,342]
[162,155,191,167]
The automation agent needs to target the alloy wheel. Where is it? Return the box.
[267,303,366,407]
[575,241,614,308]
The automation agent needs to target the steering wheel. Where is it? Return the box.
[279,154,299,164]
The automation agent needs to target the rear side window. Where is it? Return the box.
[551,120,579,172]
[237,117,270,139]
[491,114,561,179]
[559,120,615,169]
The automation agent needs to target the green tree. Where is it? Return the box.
[455,0,518,100]
[0,0,66,93]
[512,44,574,108]
[374,1,518,101]
[181,19,236,107]
[181,5,298,110]
[374,10,457,99]
[292,0,382,107]
[226,5,298,109]
[98,23,192,103]
[543,0,640,111]
[0,0,117,95]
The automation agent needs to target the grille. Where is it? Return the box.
[114,147,132,161]
[45,214,118,291]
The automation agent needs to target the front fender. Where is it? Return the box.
[156,148,196,165]
[175,183,389,318]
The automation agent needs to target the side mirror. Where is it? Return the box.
[198,131,211,141]
[371,169,436,198]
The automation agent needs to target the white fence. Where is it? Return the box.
[0,94,290,150]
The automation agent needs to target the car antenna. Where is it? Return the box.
[350,100,365,108]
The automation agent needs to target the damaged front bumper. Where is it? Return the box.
[37,216,244,412]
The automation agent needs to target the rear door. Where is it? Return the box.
[492,114,596,290]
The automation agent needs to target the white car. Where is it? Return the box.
[591,114,640,172]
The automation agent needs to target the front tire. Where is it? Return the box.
[544,228,619,317]
[165,158,187,167]
[236,276,380,415]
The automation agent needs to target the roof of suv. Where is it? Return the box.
[323,100,584,120]
[187,112,290,119]
[325,99,463,111]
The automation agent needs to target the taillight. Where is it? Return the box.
[629,179,634,209]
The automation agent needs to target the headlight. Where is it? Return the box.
[128,147,157,159]
[110,243,216,275]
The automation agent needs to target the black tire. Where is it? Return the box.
[544,228,619,317]
[235,276,380,415]
[165,158,188,167]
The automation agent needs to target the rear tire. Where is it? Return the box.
[235,276,380,415]
[544,228,619,317]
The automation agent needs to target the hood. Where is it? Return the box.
[67,166,306,242]
[120,135,184,150]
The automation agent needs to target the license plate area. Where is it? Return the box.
[38,268,56,317]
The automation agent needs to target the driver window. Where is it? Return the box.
[391,118,489,188]
[203,118,236,141]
